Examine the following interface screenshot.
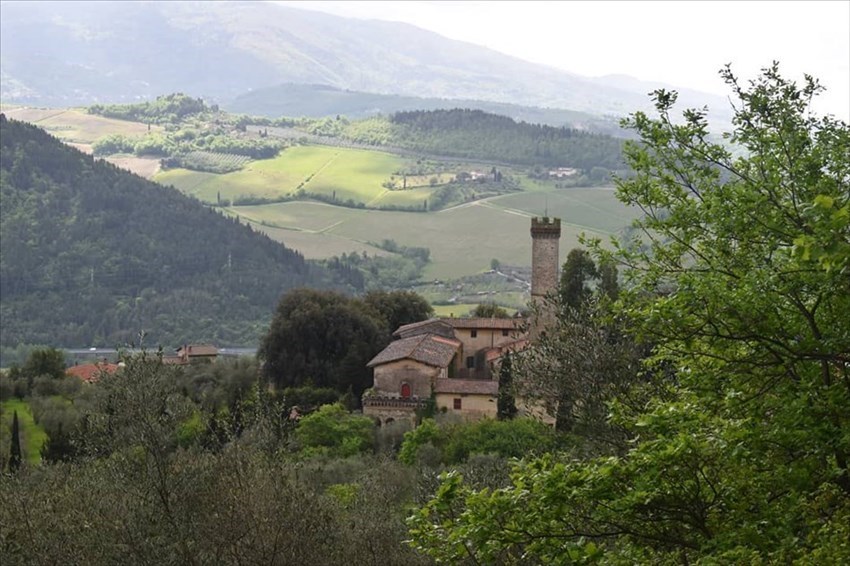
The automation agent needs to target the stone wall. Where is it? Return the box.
[372,359,438,398]
[435,393,497,420]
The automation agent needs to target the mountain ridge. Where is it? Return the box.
[0,1,731,123]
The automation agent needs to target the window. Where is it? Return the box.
[502,329,509,336]
[400,383,411,399]
[466,356,475,369]
[470,329,478,338]
[453,398,462,410]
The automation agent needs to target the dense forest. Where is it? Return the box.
[0,115,358,350]
[326,108,626,171]
[392,109,624,170]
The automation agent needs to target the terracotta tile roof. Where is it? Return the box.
[441,317,525,330]
[66,362,120,383]
[393,318,455,339]
[484,338,529,362]
[433,378,499,396]
[368,334,460,368]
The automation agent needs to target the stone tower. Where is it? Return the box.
[531,217,561,300]
[530,217,561,335]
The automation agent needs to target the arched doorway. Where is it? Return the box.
[400,382,411,399]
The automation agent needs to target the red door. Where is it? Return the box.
[401,383,411,399]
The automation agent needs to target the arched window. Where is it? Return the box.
[400,382,411,399]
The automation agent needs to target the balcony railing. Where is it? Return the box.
[363,396,428,410]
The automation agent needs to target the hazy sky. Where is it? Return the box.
[278,0,850,120]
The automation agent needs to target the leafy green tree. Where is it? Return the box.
[471,301,510,318]
[398,418,442,465]
[40,422,76,463]
[597,258,619,301]
[363,289,433,334]
[21,347,66,380]
[295,403,375,458]
[409,64,850,563]
[259,289,387,398]
[516,300,646,437]
[558,247,598,311]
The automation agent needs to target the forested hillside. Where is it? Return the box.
[227,83,628,137]
[337,109,625,171]
[0,115,351,348]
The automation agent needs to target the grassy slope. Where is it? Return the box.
[0,399,47,466]
[155,145,412,204]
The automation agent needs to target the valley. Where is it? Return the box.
[3,99,639,318]
[1,2,846,563]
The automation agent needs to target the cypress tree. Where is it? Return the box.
[497,352,517,420]
[9,410,22,472]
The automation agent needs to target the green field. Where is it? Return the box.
[155,145,415,205]
[432,304,476,317]
[228,186,640,280]
[1,399,47,467]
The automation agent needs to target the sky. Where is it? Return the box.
[277,0,850,121]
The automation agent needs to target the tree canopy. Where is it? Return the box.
[408,64,850,563]
[258,289,433,399]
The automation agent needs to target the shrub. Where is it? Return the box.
[295,403,375,458]
[398,419,442,465]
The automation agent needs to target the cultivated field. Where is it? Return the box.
[104,154,162,178]
[2,107,159,144]
[228,186,639,280]
[155,145,414,205]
